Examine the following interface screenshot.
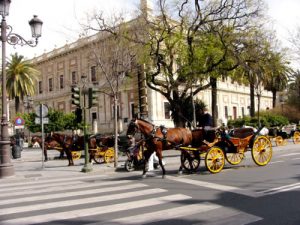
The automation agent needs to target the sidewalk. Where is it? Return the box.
[7,147,181,180]
[8,142,294,180]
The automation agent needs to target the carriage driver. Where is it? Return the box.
[196,108,213,129]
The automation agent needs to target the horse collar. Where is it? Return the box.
[150,125,157,137]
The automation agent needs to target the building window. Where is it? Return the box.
[60,75,64,89]
[49,78,53,92]
[92,112,97,120]
[130,102,135,118]
[233,106,237,120]
[224,106,228,119]
[164,102,171,119]
[91,66,96,82]
[71,71,76,84]
[38,81,43,94]
[241,107,245,117]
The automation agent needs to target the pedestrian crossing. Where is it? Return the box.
[0,174,263,225]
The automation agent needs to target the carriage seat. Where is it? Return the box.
[230,128,254,138]
[268,127,279,137]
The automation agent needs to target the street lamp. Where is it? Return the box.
[0,0,43,178]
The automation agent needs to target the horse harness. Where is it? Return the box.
[132,120,182,146]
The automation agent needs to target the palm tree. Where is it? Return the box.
[264,51,291,108]
[6,53,40,113]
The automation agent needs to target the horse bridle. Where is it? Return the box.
[128,119,160,139]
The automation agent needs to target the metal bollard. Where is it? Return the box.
[12,145,21,159]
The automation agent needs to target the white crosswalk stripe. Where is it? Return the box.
[0,174,107,188]
[0,174,262,225]
[256,182,300,196]
[0,183,147,205]
[1,179,131,197]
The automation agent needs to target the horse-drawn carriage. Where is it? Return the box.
[268,124,300,146]
[32,133,115,165]
[178,127,272,174]
[126,118,273,178]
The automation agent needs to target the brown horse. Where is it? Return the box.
[126,118,193,178]
[48,133,99,166]
[31,135,62,161]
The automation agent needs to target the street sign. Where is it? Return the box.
[15,125,24,129]
[35,104,49,118]
[15,116,25,126]
[35,117,49,124]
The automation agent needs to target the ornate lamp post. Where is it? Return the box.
[0,0,43,178]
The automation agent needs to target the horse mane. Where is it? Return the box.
[136,118,155,126]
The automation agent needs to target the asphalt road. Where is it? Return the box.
[1,140,299,225]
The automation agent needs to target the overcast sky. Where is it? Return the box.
[6,0,300,67]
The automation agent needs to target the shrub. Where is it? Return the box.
[228,113,289,128]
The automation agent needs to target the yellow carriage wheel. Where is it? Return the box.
[205,147,225,174]
[293,131,300,144]
[104,148,115,163]
[71,151,81,160]
[92,148,105,164]
[225,152,244,165]
[251,136,272,166]
[180,151,200,172]
[275,136,285,146]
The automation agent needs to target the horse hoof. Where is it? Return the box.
[162,175,166,179]
[142,174,146,179]
[178,170,183,175]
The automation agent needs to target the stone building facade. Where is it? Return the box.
[9,0,273,134]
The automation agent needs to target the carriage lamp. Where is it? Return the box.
[0,0,43,178]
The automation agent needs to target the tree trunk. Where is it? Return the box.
[113,95,118,168]
[210,77,217,127]
[250,83,255,117]
[272,90,277,108]
[173,104,187,128]
[257,94,261,127]
[15,96,20,113]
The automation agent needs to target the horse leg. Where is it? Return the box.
[59,150,64,159]
[178,151,185,174]
[156,151,166,179]
[142,159,148,178]
[65,149,74,166]
[142,150,152,178]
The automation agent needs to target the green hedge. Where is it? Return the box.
[228,113,289,128]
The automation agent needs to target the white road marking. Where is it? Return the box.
[0,174,106,188]
[0,188,167,216]
[106,202,221,225]
[257,182,300,195]
[281,153,300,157]
[167,176,257,197]
[1,194,191,225]
[168,175,239,191]
[0,183,147,206]
[0,180,130,195]
[269,160,284,164]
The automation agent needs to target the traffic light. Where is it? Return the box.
[88,87,98,108]
[75,107,82,123]
[71,86,81,107]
